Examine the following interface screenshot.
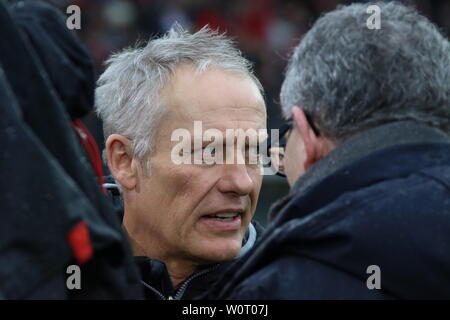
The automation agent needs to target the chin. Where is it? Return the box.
[195,238,242,263]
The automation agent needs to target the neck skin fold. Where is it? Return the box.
[124,224,198,289]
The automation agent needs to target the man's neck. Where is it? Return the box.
[123,225,198,289]
[164,259,198,289]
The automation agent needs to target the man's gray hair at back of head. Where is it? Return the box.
[281,1,450,140]
[95,24,263,166]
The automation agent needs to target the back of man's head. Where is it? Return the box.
[281,1,450,141]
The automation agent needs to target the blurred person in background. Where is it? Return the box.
[95,26,266,299]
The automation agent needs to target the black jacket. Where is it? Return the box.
[0,1,142,299]
[136,222,263,300]
[209,121,450,299]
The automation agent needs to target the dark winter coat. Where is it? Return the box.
[210,121,450,299]
[0,1,143,299]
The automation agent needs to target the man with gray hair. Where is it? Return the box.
[210,2,450,299]
[95,25,266,299]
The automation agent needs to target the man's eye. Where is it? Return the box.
[179,149,192,156]
[203,146,216,155]
[245,146,261,165]
[251,145,259,153]
[246,146,259,155]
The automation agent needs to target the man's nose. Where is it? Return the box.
[217,164,255,196]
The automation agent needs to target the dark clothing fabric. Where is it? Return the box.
[11,0,105,189]
[10,0,95,120]
[136,258,227,300]
[209,121,450,299]
[0,1,143,299]
[136,222,264,300]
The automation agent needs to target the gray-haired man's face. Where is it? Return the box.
[124,64,266,266]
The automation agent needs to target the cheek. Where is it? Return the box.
[140,157,197,222]
[285,133,306,185]
[166,165,219,215]
[249,170,263,202]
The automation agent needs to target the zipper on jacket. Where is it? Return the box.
[173,264,220,300]
[140,280,167,300]
[141,264,220,300]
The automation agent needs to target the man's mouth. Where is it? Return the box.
[200,210,244,231]
[204,212,240,221]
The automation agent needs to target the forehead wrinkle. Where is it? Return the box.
[199,104,266,116]
[173,105,267,128]
[192,105,267,126]
[201,118,265,131]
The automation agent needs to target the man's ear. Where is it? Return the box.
[106,134,137,190]
[291,106,319,170]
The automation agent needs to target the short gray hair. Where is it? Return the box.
[280,2,450,139]
[95,24,262,163]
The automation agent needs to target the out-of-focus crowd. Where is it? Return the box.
[46,0,450,128]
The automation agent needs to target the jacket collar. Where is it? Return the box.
[292,120,449,196]
[269,121,449,223]
[135,222,259,299]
